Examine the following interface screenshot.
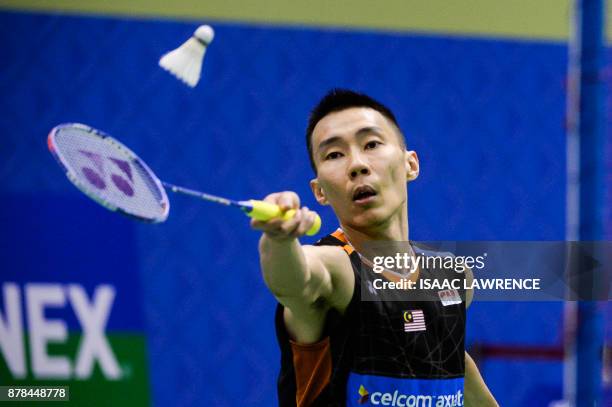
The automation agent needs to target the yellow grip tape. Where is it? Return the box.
[248,200,321,236]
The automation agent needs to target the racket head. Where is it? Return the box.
[48,123,170,223]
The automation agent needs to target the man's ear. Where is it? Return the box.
[405,150,419,182]
[310,178,328,205]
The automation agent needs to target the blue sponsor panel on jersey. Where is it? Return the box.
[347,372,464,407]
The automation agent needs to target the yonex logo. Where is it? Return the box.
[0,283,121,380]
[79,150,135,197]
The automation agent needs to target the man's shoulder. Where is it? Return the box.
[302,244,355,280]
[302,243,356,313]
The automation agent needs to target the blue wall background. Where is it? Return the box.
[1,10,610,406]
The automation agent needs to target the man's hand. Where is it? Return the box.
[250,191,318,241]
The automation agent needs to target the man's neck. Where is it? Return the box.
[339,205,409,254]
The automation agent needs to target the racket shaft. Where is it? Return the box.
[163,183,321,235]
[162,182,237,207]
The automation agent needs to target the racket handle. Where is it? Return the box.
[247,200,321,236]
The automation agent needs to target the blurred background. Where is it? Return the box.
[0,1,610,405]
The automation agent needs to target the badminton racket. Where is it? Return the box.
[47,123,321,235]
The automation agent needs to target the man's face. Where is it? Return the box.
[310,107,419,230]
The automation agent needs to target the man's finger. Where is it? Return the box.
[263,192,281,204]
[280,209,302,234]
[251,217,284,232]
[294,208,314,237]
[279,192,299,211]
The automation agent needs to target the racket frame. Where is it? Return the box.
[47,123,170,223]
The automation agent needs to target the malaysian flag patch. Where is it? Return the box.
[403,310,426,332]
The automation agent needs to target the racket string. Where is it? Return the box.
[51,125,168,221]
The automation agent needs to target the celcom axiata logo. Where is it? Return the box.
[358,384,370,404]
[357,387,464,407]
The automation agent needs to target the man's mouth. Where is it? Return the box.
[352,185,377,204]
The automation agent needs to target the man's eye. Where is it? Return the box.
[365,141,381,149]
[325,152,343,160]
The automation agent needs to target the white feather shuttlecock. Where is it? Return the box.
[159,25,215,87]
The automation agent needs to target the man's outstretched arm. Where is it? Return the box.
[464,351,498,407]
[252,191,353,344]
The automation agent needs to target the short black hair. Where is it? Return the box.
[306,89,404,173]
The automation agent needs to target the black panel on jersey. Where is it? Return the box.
[275,232,466,406]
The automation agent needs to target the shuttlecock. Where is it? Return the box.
[159,25,215,87]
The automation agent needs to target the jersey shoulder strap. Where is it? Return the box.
[314,228,356,256]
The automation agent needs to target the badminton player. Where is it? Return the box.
[252,89,498,406]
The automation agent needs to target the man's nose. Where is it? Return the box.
[348,155,371,179]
